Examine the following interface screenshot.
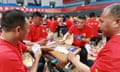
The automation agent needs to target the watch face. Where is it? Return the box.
[69,47,77,52]
[74,34,85,40]
[76,35,84,40]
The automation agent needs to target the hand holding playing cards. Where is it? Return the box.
[32,44,42,60]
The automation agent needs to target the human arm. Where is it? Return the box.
[29,47,42,72]
[60,32,71,44]
[81,38,91,43]
[67,52,90,72]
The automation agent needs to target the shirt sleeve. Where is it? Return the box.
[18,42,27,52]
[68,25,74,34]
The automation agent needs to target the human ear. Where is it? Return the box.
[112,18,120,28]
[15,26,21,33]
[116,18,120,24]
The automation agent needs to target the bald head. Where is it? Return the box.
[100,3,120,37]
[103,3,120,19]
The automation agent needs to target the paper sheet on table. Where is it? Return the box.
[54,46,69,54]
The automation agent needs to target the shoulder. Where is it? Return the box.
[99,36,120,55]
[40,25,46,29]
[29,24,35,29]
[107,36,120,48]
[71,24,76,28]
[0,44,17,55]
[0,46,25,72]
[69,25,76,31]
[84,24,92,30]
[0,45,19,62]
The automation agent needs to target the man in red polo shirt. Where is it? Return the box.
[46,17,51,28]
[25,12,47,43]
[86,12,99,37]
[86,12,101,46]
[49,16,58,33]
[66,15,73,30]
[67,3,120,72]
[0,10,41,72]
[62,16,93,65]
[25,12,48,72]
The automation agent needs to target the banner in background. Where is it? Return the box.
[0,2,118,13]
[63,0,83,4]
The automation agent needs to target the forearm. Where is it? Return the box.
[41,46,54,51]
[63,32,70,41]
[81,38,90,43]
[30,57,40,72]
[70,58,90,72]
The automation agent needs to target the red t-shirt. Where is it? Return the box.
[68,24,93,47]
[46,19,51,28]
[91,35,120,72]
[0,39,28,72]
[25,24,48,42]
[86,18,99,37]
[66,19,73,29]
[49,20,58,32]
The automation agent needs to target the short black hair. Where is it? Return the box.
[32,12,43,17]
[78,16,86,20]
[1,9,26,31]
[89,12,95,18]
[49,16,57,20]
[65,15,70,18]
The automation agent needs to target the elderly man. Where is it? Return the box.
[67,3,120,72]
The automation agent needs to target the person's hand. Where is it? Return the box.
[47,44,56,48]
[33,48,42,61]
[67,52,77,61]
[59,40,65,45]
[41,45,56,52]
[34,49,42,61]
[23,40,34,46]
[25,42,34,46]
[37,38,48,45]
[31,44,42,60]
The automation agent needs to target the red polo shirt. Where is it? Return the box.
[68,24,93,47]
[25,24,48,42]
[46,19,51,28]
[0,39,28,72]
[49,20,58,32]
[66,19,73,30]
[91,35,120,72]
[86,18,99,37]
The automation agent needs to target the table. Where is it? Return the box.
[47,43,81,68]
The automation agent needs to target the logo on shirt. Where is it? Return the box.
[42,29,45,32]
[95,68,98,72]
[74,33,86,40]
[83,33,86,37]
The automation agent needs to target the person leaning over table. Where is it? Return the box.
[61,16,93,65]
[67,3,120,72]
